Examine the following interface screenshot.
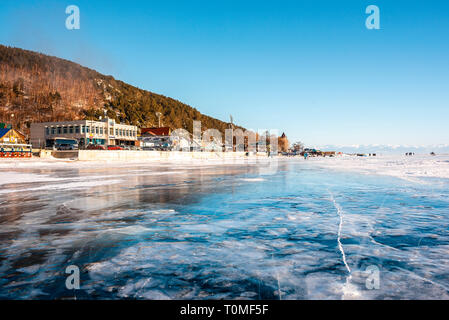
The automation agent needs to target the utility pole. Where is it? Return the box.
[229,115,234,152]
[155,112,162,128]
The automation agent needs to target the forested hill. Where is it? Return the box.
[0,44,240,135]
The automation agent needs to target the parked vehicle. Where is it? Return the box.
[142,146,157,151]
[55,138,78,151]
[107,145,124,150]
[86,144,105,150]
[47,138,78,151]
[140,136,172,151]
[57,144,76,151]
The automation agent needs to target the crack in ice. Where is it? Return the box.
[329,192,351,275]
[329,191,362,299]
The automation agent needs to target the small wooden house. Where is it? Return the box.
[0,128,27,144]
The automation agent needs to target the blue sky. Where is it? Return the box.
[1,0,448,146]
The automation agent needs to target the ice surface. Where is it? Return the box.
[0,156,448,299]
[305,154,449,181]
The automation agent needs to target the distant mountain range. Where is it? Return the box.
[314,144,449,155]
[0,45,241,136]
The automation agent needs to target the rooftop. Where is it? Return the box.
[141,127,171,136]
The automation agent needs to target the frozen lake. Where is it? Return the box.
[0,156,448,299]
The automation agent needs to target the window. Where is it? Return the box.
[95,127,99,134]
[63,127,68,134]
[110,128,113,135]
[69,126,74,134]
[51,127,56,135]
[45,127,50,135]
[86,126,90,133]
[57,127,62,134]
[115,129,118,136]
[75,126,80,134]
[100,127,103,135]
[81,126,85,133]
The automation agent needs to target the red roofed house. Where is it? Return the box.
[139,127,172,150]
[140,127,171,136]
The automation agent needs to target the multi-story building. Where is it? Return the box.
[30,117,138,148]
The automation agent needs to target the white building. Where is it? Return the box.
[30,117,138,148]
